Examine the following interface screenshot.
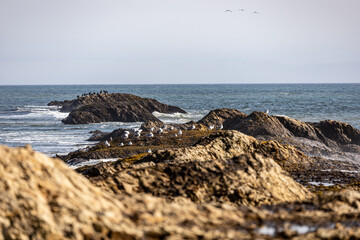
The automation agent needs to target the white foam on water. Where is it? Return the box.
[69,158,118,169]
[257,226,276,237]
[308,181,335,187]
[153,110,207,124]
[290,225,316,235]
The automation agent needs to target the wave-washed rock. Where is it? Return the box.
[198,109,360,161]
[48,93,186,124]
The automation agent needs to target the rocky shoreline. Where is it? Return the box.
[1,94,359,239]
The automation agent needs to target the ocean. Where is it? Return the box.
[0,84,359,156]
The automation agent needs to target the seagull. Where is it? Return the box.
[174,134,178,137]
[104,140,110,147]
[218,124,223,130]
[253,11,259,14]
[119,142,124,147]
[238,9,246,12]
[124,131,130,135]
[134,132,141,138]
[150,127,155,132]
[146,132,154,138]
[208,125,214,130]
[225,9,232,13]
[162,125,168,130]
[190,124,196,130]
[178,129,183,135]
[127,141,132,146]
[265,109,270,114]
[122,133,129,139]
[169,126,174,131]
[147,149,152,154]
[157,128,163,134]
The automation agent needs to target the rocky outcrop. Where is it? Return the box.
[311,119,360,146]
[92,153,310,206]
[198,108,246,127]
[1,144,360,239]
[223,111,293,138]
[49,93,186,124]
[0,145,134,239]
[81,131,311,206]
[197,109,360,161]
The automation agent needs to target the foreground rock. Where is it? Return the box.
[79,131,312,206]
[90,153,311,206]
[2,145,360,239]
[48,93,186,124]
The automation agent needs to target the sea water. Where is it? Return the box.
[0,84,359,156]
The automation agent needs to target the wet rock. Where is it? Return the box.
[198,108,247,127]
[49,93,186,124]
[311,119,360,146]
[87,130,110,141]
[223,111,292,138]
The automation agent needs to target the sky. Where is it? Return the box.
[0,0,359,85]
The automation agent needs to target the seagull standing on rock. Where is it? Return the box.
[209,125,214,130]
[119,142,124,147]
[146,132,154,138]
[219,124,223,130]
[190,124,196,130]
[127,141,132,146]
[104,140,110,147]
[147,149,152,154]
[157,128,163,134]
[178,129,182,135]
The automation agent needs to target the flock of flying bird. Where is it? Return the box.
[225,9,259,14]
[103,123,224,154]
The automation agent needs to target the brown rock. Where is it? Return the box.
[198,108,247,127]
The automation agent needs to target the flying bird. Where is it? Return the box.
[238,9,246,12]
[253,11,260,14]
[225,9,232,13]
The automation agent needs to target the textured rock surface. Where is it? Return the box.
[48,93,186,124]
[81,131,311,206]
[0,145,134,239]
[200,110,360,161]
[92,153,310,206]
[1,145,360,239]
[198,108,247,127]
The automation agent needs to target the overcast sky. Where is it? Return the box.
[0,0,359,84]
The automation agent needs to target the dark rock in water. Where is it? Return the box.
[224,111,293,138]
[48,93,186,124]
[198,108,247,126]
[311,119,360,146]
[87,130,110,141]
[198,109,360,161]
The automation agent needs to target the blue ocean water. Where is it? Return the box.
[0,84,359,156]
